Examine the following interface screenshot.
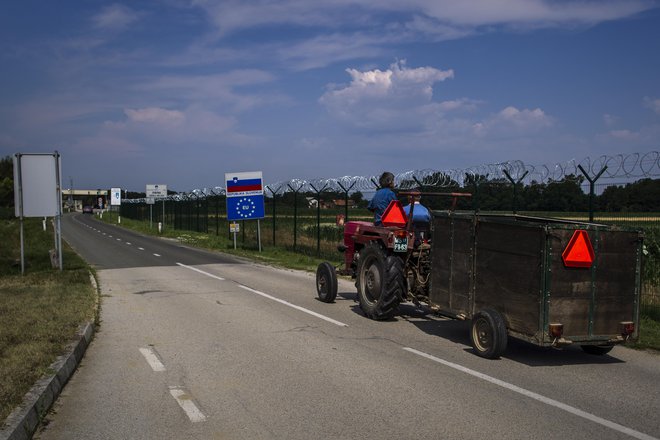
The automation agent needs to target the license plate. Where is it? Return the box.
[394,236,408,252]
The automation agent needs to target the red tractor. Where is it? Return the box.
[316,191,468,320]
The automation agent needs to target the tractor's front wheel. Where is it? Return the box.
[316,262,338,303]
[356,243,404,320]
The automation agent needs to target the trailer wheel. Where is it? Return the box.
[470,309,508,359]
[316,262,338,303]
[356,243,404,320]
[580,345,613,355]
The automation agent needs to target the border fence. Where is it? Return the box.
[120,152,660,316]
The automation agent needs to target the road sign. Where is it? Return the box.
[225,171,265,221]
[227,196,265,220]
[111,188,121,206]
[146,184,167,199]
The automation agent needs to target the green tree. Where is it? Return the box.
[0,156,13,207]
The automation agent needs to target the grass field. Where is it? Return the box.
[0,217,97,422]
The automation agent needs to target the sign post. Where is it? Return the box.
[225,171,265,251]
[146,184,167,230]
[111,187,121,223]
[13,152,63,273]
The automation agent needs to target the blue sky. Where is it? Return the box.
[1,1,659,192]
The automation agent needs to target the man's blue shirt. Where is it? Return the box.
[404,202,431,223]
[368,188,397,225]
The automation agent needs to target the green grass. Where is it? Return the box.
[0,217,97,422]
[629,315,660,352]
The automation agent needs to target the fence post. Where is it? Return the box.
[502,170,528,214]
[337,181,356,222]
[287,183,303,252]
[578,165,607,222]
[267,185,282,246]
[310,183,328,256]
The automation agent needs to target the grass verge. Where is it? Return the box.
[101,211,660,352]
[0,217,97,422]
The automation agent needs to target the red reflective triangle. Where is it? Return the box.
[562,230,595,268]
[381,200,407,227]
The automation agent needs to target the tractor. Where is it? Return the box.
[316,191,467,320]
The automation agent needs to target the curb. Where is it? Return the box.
[0,274,99,440]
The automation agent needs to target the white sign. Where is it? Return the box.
[14,153,62,218]
[229,222,240,233]
[146,184,167,199]
[111,188,122,206]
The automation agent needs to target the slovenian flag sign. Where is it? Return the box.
[225,171,263,197]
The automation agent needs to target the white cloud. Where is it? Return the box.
[644,96,660,115]
[603,113,619,126]
[608,129,641,140]
[92,4,140,31]
[124,107,185,125]
[193,0,653,36]
[473,106,553,137]
[319,60,457,132]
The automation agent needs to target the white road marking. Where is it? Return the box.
[153,253,161,257]
[176,263,225,281]
[238,284,348,327]
[126,242,131,245]
[139,347,166,372]
[116,238,121,241]
[138,247,145,251]
[175,262,347,327]
[169,387,207,423]
[403,347,658,440]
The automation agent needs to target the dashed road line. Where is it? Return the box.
[175,262,347,327]
[176,263,225,281]
[138,247,145,251]
[169,387,207,423]
[153,253,161,257]
[403,347,658,440]
[238,284,348,327]
[139,347,166,372]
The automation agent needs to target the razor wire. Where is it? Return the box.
[123,151,659,202]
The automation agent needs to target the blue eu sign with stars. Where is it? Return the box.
[225,171,265,221]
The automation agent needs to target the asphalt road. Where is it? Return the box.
[36,213,660,440]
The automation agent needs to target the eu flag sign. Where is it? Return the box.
[225,171,265,221]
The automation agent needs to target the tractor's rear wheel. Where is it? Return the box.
[316,262,338,303]
[470,309,508,359]
[356,243,404,320]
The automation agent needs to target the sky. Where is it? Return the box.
[1,0,659,192]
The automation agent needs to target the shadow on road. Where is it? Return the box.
[344,301,626,367]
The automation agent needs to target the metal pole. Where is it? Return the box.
[578,165,607,222]
[16,154,25,275]
[337,182,356,223]
[287,184,302,251]
[54,152,63,270]
[310,183,328,256]
[267,186,281,246]
[257,219,262,252]
[503,169,528,214]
